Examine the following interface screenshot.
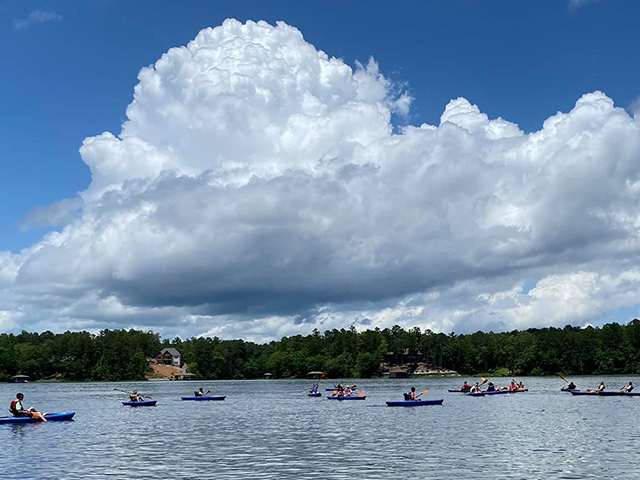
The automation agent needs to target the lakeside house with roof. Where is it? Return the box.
[156,348,183,367]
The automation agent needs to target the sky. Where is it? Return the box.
[1,0,640,341]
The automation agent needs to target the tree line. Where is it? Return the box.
[1,320,639,382]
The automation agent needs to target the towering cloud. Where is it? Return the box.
[2,19,640,340]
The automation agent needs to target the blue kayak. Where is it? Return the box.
[561,388,580,392]
[386,400,444,407]
[327,396,366,400]
[122,400,157,406]
[448,389,471,393]
[571,391,640,396]
[307,392,322,397]
[483,390,510,395]
[181,396,226,401]
[468,392,485,397]
[0,412,75,424]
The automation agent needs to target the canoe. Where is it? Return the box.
[507,389,528,393]
[570,391,640,397]
[468,392,485,397]
[561,388,580,392]
[0,412,75,424]
[448,389,471,393]
[307,392,322,397]
[386,399,444,407]
[327,396,366,400]
[122,400,157,406]
[181,396,226,401]
[483,390,509,395]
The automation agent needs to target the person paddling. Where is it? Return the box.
[408,386,419,401]
[194,388,211,397]
[596,381,605,393]
[567,381,577,390]
[309,384,319,394]
[486,382,496,392]
[620,381,634,393]
[129,390,143,402]
[461,381,471,392]
[470,382,481,393]
[9,393,37,418]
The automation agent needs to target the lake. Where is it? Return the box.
[1,375,639,479]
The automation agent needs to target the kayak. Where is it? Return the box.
[508,389,528,393]
[327,396,366,400]
[468,392,485,397]
[122,400,157,406]
[448,389,471,393]
[0,412,75,424]
[483,390,509,395]
[386,399,444,407]
[571,391,640,397]
[561,388,580,392]
[181,396,226,401]
[307,392,322,397]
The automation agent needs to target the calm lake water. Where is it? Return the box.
[1,376,639,479]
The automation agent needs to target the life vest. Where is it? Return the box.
[408,391,415,400]
[9,400,22,415]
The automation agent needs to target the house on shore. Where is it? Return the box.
[307,371,325,379]
[156,348,183,367]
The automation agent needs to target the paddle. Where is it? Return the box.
[414,389,429,400]
[32,411,47,422]
[560,375,569,384]
[619,384,628,393]
[114,388,151,401]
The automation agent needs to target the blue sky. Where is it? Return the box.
[2,0,639,252]
[1,0,640,339]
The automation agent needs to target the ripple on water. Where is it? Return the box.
[0,376,639,479]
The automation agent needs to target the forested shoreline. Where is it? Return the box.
[1,320,640,382]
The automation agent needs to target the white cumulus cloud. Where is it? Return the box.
[2,19,640,340]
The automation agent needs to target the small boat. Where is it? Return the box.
[570,391,640,397]
[307,392,322,397]
[0,412,75,424]
[468,392,485,397]
[181,396,226,401]
[122,400,157,406]
[483,390,510,395]
[448,389,471,393]
[507,388,528,393]
[561,388,580,392]
[385,399,444,407]
[327,395,366,400]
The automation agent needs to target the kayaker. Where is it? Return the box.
[486,382,496,392]
[620,381,634,393]
[517,381,526,390]
[408,386,417,400]
[461,381,471,392]
[344,386,352,396]
[567,381,577,390]
[470,382,481,393]
[596,381,605,393]
[309,384,318,394]
[194,388,211,397]
[9,393,36,418]
[129,390,143,402]
[509,379,518,391]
